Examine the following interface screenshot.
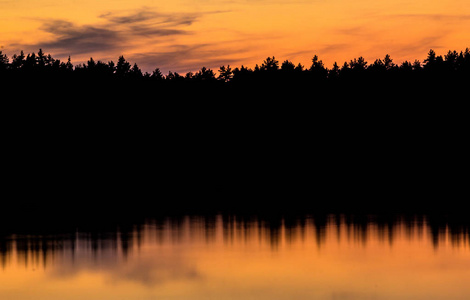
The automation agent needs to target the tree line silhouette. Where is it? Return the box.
[2,48,468,213]
[1,48,469,94]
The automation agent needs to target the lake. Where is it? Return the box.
[1,214,469,300]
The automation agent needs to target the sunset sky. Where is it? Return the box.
[1,0,469,73]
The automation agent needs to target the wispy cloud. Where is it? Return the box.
[390,35,446,57]
[98,10,162,24]
[37,20,120,56]
[99,9,200,27]
[16,8,235,72]
[18,8,209,57]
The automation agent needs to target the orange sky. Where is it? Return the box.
[1,0,469,73]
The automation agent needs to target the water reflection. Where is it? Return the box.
[1,213,469,270]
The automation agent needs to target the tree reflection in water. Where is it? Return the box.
[1,213,469,270]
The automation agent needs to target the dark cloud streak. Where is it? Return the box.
[98,11,161,24]
[99,9,200,27]
[37,20,120,56]
[23,8,201,57]
[128,25,189,37]
[17,8,242,73]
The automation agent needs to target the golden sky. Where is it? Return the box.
[1,0,469,73]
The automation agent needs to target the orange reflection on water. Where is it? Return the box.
[1,215,470,300]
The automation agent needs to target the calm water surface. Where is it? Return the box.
[1,214,469,300]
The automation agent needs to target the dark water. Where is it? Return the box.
[1,213,469,300]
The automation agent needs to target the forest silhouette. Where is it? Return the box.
[2,48,469,216]
[1,48,470,100]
